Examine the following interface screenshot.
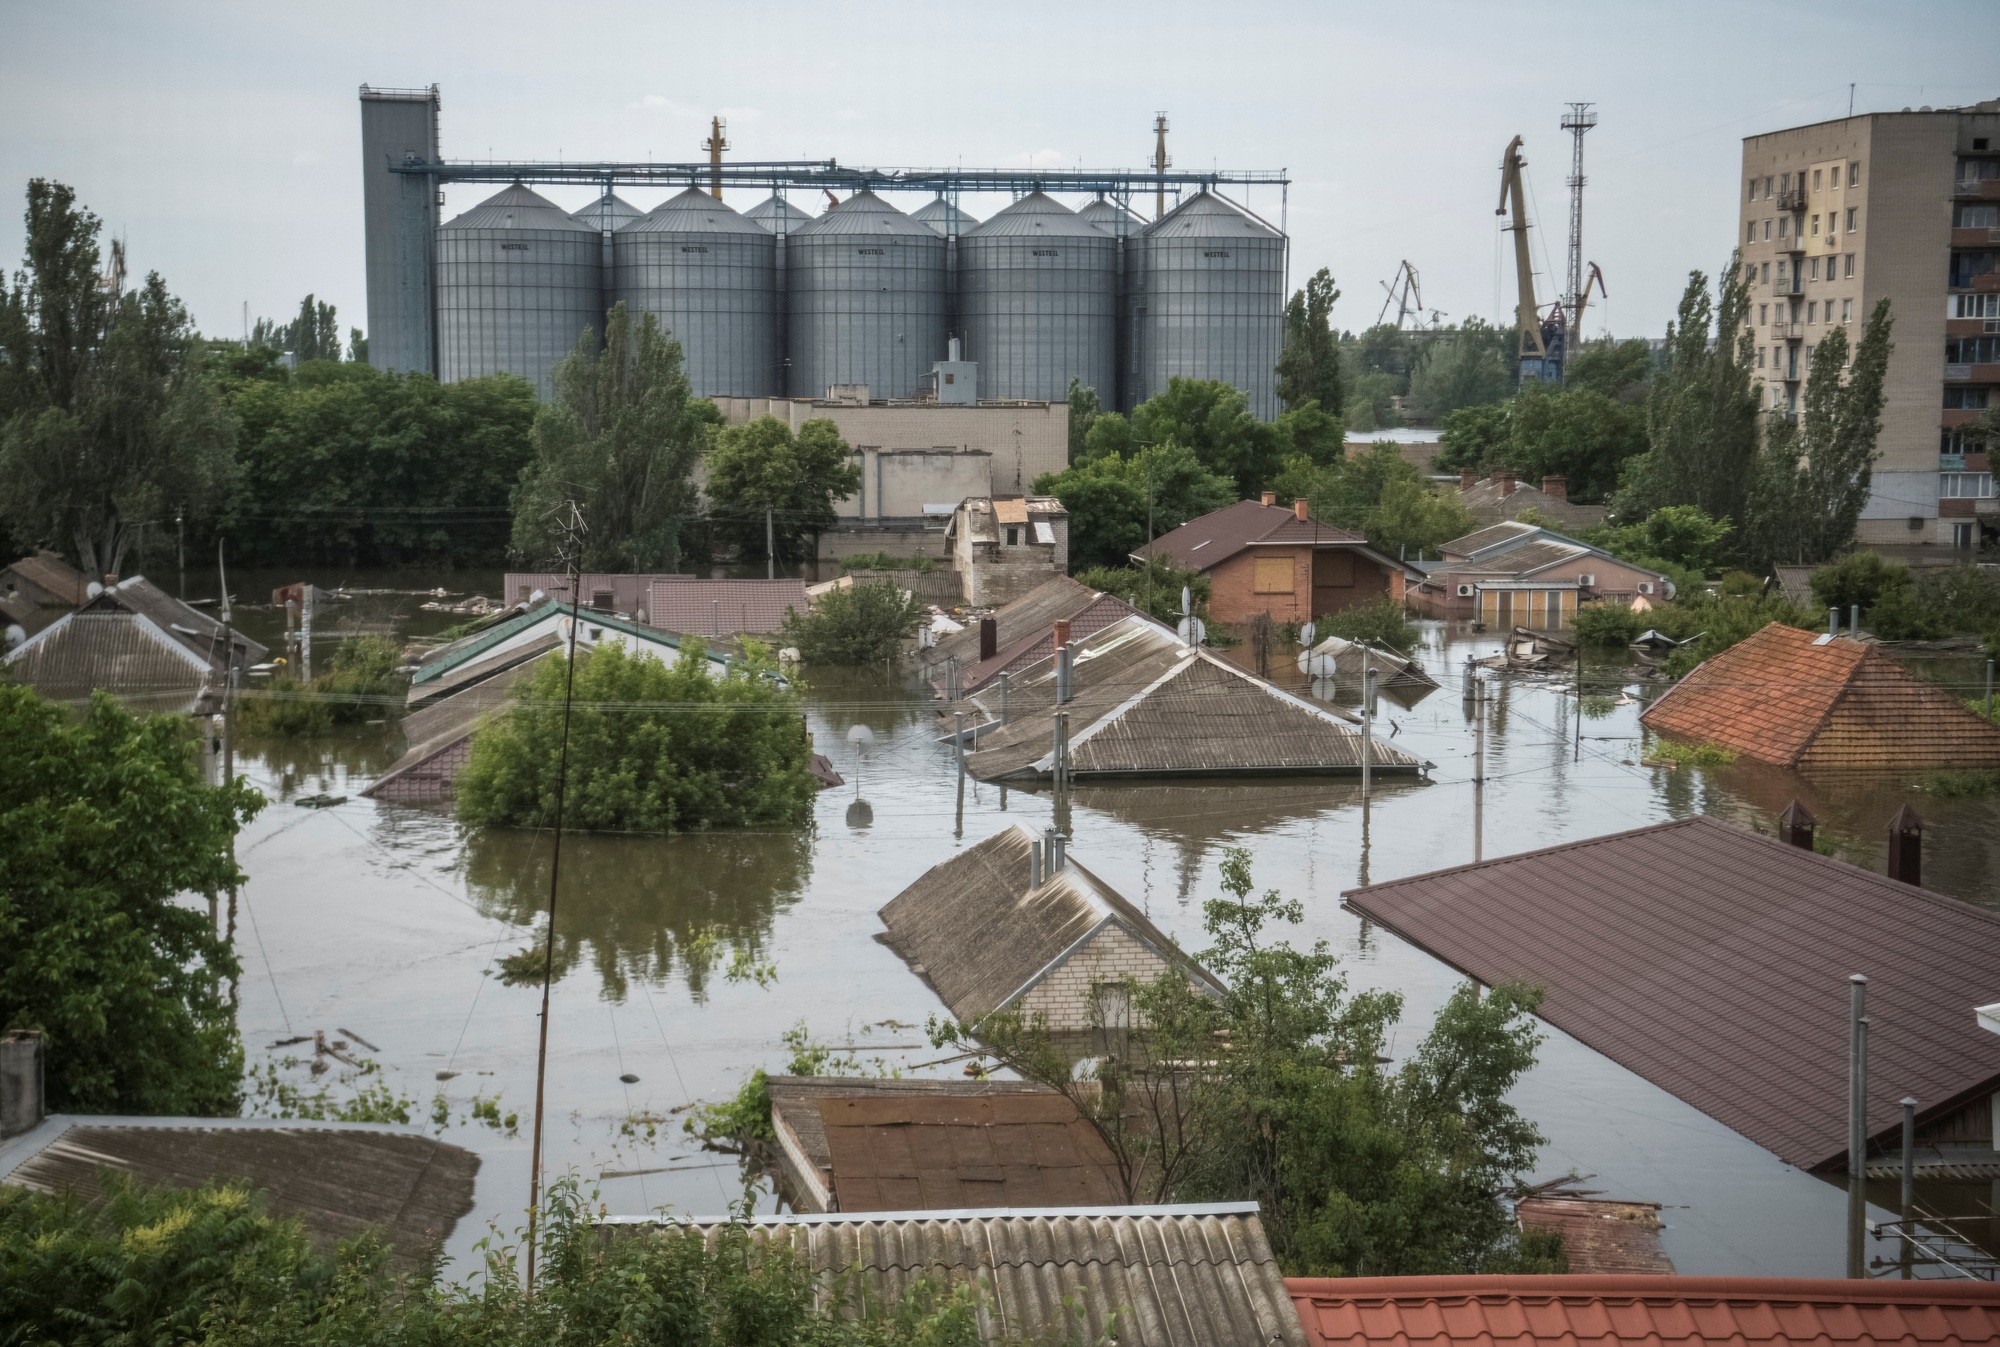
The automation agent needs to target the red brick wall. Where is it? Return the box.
[1207,547,1395,626]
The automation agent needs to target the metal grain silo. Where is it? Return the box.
[786,190,945,400]
[614,187,779,397]
[745,194,814,235]
[1132,191,1285,420]
[911,197,979,237]
[435,183,602,399]
[958,192,1114,404]
[571,191,643,234]
[1078,197,1147,411]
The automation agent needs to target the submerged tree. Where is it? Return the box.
[511,303,718,571]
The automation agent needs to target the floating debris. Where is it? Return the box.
[294,794,347,809]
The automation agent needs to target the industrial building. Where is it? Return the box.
[1738,97,2000,548]
[358,85,1288,415]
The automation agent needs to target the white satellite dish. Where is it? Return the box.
[846,723,877,754]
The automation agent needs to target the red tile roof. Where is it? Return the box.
[1343,815,2000,1171]
[1641,624,2000,771]
[1134,498,1372,571]
[1286,1276,2000,1347]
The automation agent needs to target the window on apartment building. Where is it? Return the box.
[1811,257,1821,280]
[1812,214,1823,236]
[1952,251,2000,288]
[1779,216,1789,238]
[1813,168,1823,191]
[1842,298,1853,323]
[1005,526,1019,546]
[1253,556,1294,594]
[1777,259,1789,285]
[1954,293,2000,319]
[1765,175,1775,197]
[1941,472,1996,499]
[1761,260,1771,282]
[1957,204,2000,229]
[1758,303,1768,325]
[1957,159,2000,185]
[1748,179,1758,202]
[1948,335,2000,364]
[1808,301,1819,324]
[1744,262,1757,282]
[1746,221,1756,244]
[1756,346,1766,368]
[1844,253,1855,278]
[1761,219,1771,241]
[1849,161,1860,187]
[1944,387,1992,410]
[1780,171,1791,193]
[1846,207,1857,232]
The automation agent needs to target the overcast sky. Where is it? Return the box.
[2,0,1990,349]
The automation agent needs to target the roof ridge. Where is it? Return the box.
[1286,1272,2000,1303]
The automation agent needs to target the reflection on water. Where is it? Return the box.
[246,726,405,802]
[461,827,813,1001]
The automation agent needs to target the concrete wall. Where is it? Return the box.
[850,448,993,520]
[1205,545,1396,627]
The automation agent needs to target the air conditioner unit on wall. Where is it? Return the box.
[1578,573,1596,587]
[1638,582,1655,594]
[1457,584,1474,597]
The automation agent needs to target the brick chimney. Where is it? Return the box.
[979,616,997,662]
[1541,475,1568,502]
[1460,469,1476,491]
[1490,469,1517,498]
[1886,805,1923,886]
[1777,799,1816,850]
[1293,498,1309,522]
[0,1030,43,1138]
[1052,618,1070,648]
[1261,491,1277,507]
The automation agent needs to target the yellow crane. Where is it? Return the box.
[703,117,730,200]
[1495,135,1553,379]
[1152,112,1171,220]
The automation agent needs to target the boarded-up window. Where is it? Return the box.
[1253,557,1294,593]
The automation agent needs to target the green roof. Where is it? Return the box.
[412,602,711,687]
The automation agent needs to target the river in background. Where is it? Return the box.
[182,568,2000,1281]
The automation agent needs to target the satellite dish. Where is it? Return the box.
[3,623,24,651]
[845,723,877,754]
[845,798,874,829]
[1298,649,1337,678]
[529,588,545,603]
[1176,616,1206,646]
[1300,621,1316,647]
[1180,586,1191,617]
[85,581,103,599]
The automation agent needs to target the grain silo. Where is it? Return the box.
[911,198,980,237]
[1131,191,1284,420]
[614,187,779,397]
[435,183,602,398]
[958,192,1114,404]
[786,190,945,400]
[1079,197,1147,409]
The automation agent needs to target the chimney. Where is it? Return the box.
[1293,498,1309,522]
[1052,619,1070,648]
[1052,832,1068,872]
[1541,475,1568,502]
[1490,469,1517,497]
[1261,491,1277,507]
[1886,805,1923,886]
[1044,827,1059,874]
[1460,469,1476,491]
[1777,799,1816,850]
[1031,838,1044,887]
[0,1030,43,1138]
[979,616,997,662]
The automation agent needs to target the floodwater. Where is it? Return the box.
[198,571,2000,1279]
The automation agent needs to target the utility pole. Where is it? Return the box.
[1472,675,1485,864]
[300,585,314,683]
[703,116,730,200]
[1847,972,1869,1280]
[218,541,235,786]
[1151,113,1171,221]
[1560,103,1597,344]
[176,507,185,600]
[765,505,775,581]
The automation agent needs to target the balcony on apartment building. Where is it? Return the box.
[1776,183,1807,212]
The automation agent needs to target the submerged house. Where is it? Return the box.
[1415,520,1673,627]
[648,578,812,639]
[1344,814,2000,1174]
[958,615,1428,783]
[3,575,267,714]
[943,590,1161,700]
[1641,623,2000,771]
[876,824,1225,1032]
[0,550,89,636]
[1455,468,1608,529]
[931,575,1099,664]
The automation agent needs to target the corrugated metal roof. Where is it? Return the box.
[1343,814,2000,1171]
[744,194,815,231]
[571,192,644,230]
[0,1115,477,1269]
[364,651,552,799]
[1135,499,1370,572]
[964,192,1100,239]
[821,1093,1123,1212]
[413,601,698,687]
[1442,520,1541,558]
[932,575,1100,668]
[1287,1275,2000,1347]
[606,1204,1305,1347]
[1078,198,1147,236]
[1,551,88,605]
[1513,1197,1673,1275]
[1640,624,2000,771]
[501,571,690,614]
[952,593,1162,697]
[911,198,981,235]
[961,616,1424,782]
[793,189,934,239]
[878,823,1223,1025]
[1462,539,1589,576]
[648,578,810,636]
[441,182,597,233]
[1143,191,1280,240]
[4,610,212,707]
[624,185,766,236]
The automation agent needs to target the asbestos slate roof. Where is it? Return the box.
[877,823,1222,1025]
[606,1204,1305,1347]
[1286,1276,2000,1347]
[1342,814,2000,1170]
[931,575,1100,667]
[1640,623,2000,771]
[4,576,266,708]
[951,592,1160,697]
[2,551,88,605]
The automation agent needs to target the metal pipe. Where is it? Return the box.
[1044,828,1057,875]
[1850,603,1861,635]
[1052,832,1067,873]
[998,672,1010,724]
[1850,974,1868,1176]
[1900,1095,1917,1216]
[1031,839,1043,888]
[1830,607,1840,638]
[1361,667,1377,798]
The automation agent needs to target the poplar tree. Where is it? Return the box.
[1277,267,1345,415]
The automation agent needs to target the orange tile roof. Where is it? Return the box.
[1640,623,2000,771]
[1287,1276,2000,1347]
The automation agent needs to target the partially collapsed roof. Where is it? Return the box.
[1640,623,2000,771]
[1343,814,2000,1170]
[961,615,1428,782]
[877,824,1223,1025]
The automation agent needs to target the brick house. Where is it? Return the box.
[1132,496,1414,628]
[1413,520,1676,627]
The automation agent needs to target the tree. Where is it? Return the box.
[1273,398,1344,464]
[1066,377,1102,460]
[1366,477,1476,558]
[1034,439,1235,570]
[1274,442,1422,535]
[1348,323,1417,394]
[1278,267,1344,415]
[346,327,368,364]
[456,642,817,834]
[1130,377,1281,498]
[1435,403,1511,476]
[1565,338,1654,403]
[0,180,233,579]
[704,415,861,564]
[779,580,923,665]
[935,849,1556,1277]
[1344,371,1401,433]
[286,294,342,363]
[1071,556,1211,626]
[1504,381,1648,503]
[0,686,262,1115]
[511,303,718,572]
[1406,319,1513,420]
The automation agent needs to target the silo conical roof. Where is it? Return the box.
[571,192,644,231]
[443,183,596,233]
[744,195,815,232]
[911,198,981,235]
[1078,197,1146,236]
[1142,190,1279,239]
[964,191,1099,238]
[624,186,767,235]
[795,189,934,238]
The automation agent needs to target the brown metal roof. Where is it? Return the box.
[1641,624,2000,771]
[1,551,88,606]
[1513,1197,1673,1275]
[612,1204,1306,1347]
[0,1118,478,1269]
[821,1093,1123,1212]
[647,578,810,637]
[1343,815,2000,1170]
[1134,498,1370,571]
[877,824,1223,1025]
[502,572,691,613]
[931,575,1100,667]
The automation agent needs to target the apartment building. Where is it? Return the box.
[1739,98,2000,548]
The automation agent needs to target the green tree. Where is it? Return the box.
[1072,556,1211,626]
[346,327,368,364]
[780,579,924,666]
[1809,550,1912,616]
[0,686,262,1115]
[1564,338,1654,402]
[935,849,1555,1277]
[1504,381,1648,503]
[1066,376,1102,460]
[1406,319,1513,420]
[1034,439,1235,570]
[0,179,234,579]
[1275,443,1423,535]
[1366,477,1476,558]
[1278,267,1344,415]
[1349,323,1417,394]
[1344,371,1402,433]
[1131,377,1280,498]
[1435,403,1511,476]
[284,294,342,363]
[704,415,861,564]
[512,303,718,571]
[1273,398,1344,464]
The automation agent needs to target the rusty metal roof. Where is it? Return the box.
[1640,624,2000,771]
[961,616,1425,782]
[1514,1197,1673,1275]
[877,823,1223,1025]
[648,578,810,637]
[606,1203,1306,1347]
[820,1093,1123,1212]
[1134,498,1371,572]
[1287,1275,2000,1347]
[1343,814,2000,1171]
[0,1115,478,1269]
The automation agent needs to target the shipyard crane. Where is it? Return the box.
[1572,261,1607,339]
[1376,260,1425,329]
[1496,135,1563,383]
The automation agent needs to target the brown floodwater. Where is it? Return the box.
[207,573,2000,1280]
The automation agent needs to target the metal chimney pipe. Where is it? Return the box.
[1052,832,1067,872]
[1043,828,1057,875]
[1829,607,1840,638]
[1899,1095,1918,1215]
[1850,603,1861,635]
[1849,973,1869,1178]
[979,616,997,662]
[1031,839,1043,887]
[1777,799,1816,850]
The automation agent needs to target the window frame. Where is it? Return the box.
[1252,555,1296,595]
